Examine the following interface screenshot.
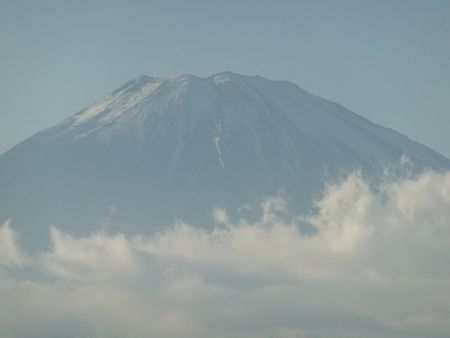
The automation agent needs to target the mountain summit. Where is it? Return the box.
[1,72,449,247]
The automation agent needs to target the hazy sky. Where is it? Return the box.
[0,0,449,156]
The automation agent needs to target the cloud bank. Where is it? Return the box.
[1,170,450,338]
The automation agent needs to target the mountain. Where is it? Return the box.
[1,72,449,248]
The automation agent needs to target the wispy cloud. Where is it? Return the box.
[0,219,26,267]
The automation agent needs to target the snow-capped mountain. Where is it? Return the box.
[1,72,449,248]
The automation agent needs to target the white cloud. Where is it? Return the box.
[308,171,376,253]
[212,207,229,224]
[41,226,137,282]
[0,219,26,267]
[1,170,450,337]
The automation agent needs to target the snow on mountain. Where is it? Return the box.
[1,72,449,248]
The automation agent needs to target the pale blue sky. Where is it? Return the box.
[0,0,449,156]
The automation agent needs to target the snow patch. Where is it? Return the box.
[213,73,233,85]
[71,80,163,128]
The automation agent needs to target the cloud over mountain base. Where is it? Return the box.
[1,170,450,338]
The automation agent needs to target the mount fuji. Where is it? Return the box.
[1,72,449,248]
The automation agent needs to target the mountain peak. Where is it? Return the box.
[137,74,153,82]
[209,71,241,82]
[127,71,263,88]
[65,72,264,132]
[48,72,450,173]
[2,72,449,249]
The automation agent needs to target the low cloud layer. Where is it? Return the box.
[1,170,450,338]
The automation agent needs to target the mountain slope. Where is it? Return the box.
[1,72,449,248]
